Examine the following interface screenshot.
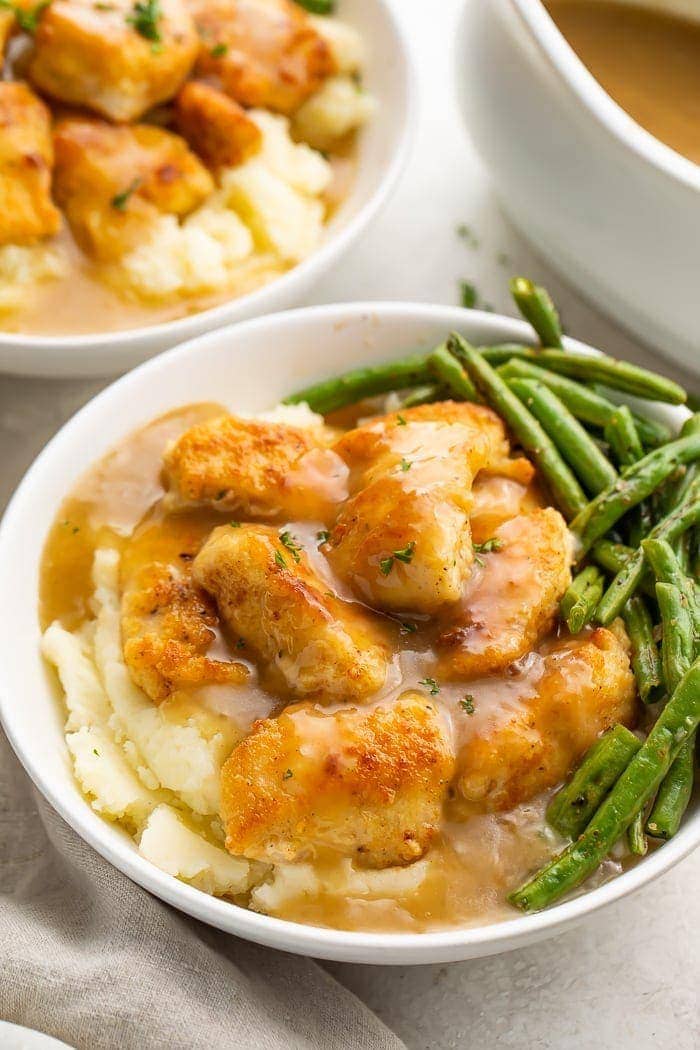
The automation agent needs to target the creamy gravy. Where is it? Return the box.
[40,403,636,932]
[547,1,700,165]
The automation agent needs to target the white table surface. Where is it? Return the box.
[1,1,698,1047]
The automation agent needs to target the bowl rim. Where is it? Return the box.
[1,300,697,965]
[511,0,700,195]
[0,0,416,359]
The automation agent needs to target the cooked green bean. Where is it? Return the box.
[571,435,700,554]
[283,354,433,414]
[646,742,695,840]
[527,350,687,405]
[400,383,444,409]
[509,378,618,496]
[595,476,700,624]
[643,537,700,637]
[509,657,700,911]
[427,344,479,402]
[498,359,670,447]
[510,277,563,348]
[479,344,535,366]
[604,405,644,466]
[560,566,605,634]
[627,811,648,856]
[546,725,641,839]
[448,335,587,519]
[622,595,663,704]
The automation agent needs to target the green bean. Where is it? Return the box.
[400,383,444,409]
[595,476,700,624]
[646,742,695,840]
[448,335,587,519]
[283,354,433,414]
[571,435,700,554]
[622,595,663,704]
[479,344,535,366]
[627,811,648,856]
[529,350,686,405]
[509,378,618,496]
[427,344,479,402]
[643,537,700,638]
[509,657,700,911]
[510,277,563,347]
[546,725,641,839]
[498,359,670,447]
[604,405,644,466]
[560,566,605,634]
[293,0,333,11]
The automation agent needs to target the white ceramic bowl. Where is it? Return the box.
[457,0,700,377]
[0,0,414,379]
[0,302,695,965]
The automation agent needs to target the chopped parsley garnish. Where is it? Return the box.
[282,768,294,780]
[399,621,417,635]
[456,222,479,249]
[111,178,141,211]
[236,638,246,650]
[229,521,241,528]
[210,41,228,57]
[291,0,334,13]
[274,550,287,569]
[279,530,302,563]
[473,537,503,566]
[3,0,51,34]
[62,520,79,534]
[316,530,330,545]
[379,540,415,576]
[396,414,407,426]
[419,677,440,696]
[92,748,100,756]
[459,280,477,309]
[400,457,412,472]
[460,695,475,715]
[127,0,161,42]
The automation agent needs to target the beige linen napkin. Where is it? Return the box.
[0,732,404,1050]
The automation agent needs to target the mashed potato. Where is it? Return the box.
[0,243,67,314]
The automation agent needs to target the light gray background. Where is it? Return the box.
[1,1,698,1047]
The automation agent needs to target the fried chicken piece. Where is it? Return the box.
[451,627,636,816]
[221,693,454,866]
[164,413,348,520]
[326,401,515,615]
[121,560,248,703]
[0,11,14,57]
[0,82,61,246]
[191,0,335,114]
[175,81,262,169]
[193,524,390,702]
[29,0,198,122]
[436,508,573,678]
[53,117,213,261]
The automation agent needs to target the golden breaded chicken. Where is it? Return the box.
[29,0,198,122]
[451,627,636,816]
[0,82,61,246]
[53,117,213,261]
[221,693,454,866]
[0,11,14,56]
[437,508,572,679]
[191,0,335,114]
[193,524,390,702]
[175,81,262,169]
[164,413,348,520]
[326,401,514,615]
[121,560,248,703]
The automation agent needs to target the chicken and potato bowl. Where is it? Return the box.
[39,283,700,934]
[0,0,373,334]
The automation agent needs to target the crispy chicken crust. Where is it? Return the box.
[29,0,198,122]
[164,413,348,520]
[221,693,455,866]
[0,82,61,246]
[53,117,213,261]
[326,401,515,614]
[192,524,390,702]
[437,508,573,678]
[452,627,636,816]
[175,81,263,169]
[121,561,248,703]
[191,0,336,114]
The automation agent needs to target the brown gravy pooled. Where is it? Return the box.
[547,0,700,165]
